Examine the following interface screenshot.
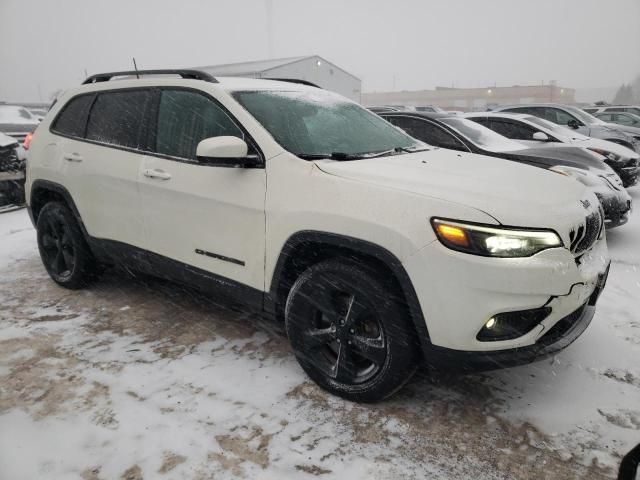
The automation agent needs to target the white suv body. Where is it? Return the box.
[26,71,610,401]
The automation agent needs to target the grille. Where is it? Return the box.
[0,144,20,173]
[569,209,603,255]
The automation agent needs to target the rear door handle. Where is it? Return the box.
[63,152,83,162]
[143,168,172,180]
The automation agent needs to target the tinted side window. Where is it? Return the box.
[86,90,152,149]
[51,94,94,138]
[502,107,535,115]
[489,119,536,140]
[615,114,634,126]
[548,108,578,126]
[156,90,243,160]
[471,117,489,127]
[388,117,467,151]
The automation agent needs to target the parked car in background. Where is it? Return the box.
[464,112,640,187]
[27,107,49,122]
[0,105,40,147]
[493,104,640,153]
[367,106,403,113]
[595,111,640,128]
[0,131,25,205]
[378,111,632,228]
[26,69,610,401]
[585,105,640,116]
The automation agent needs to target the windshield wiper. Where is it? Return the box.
[297,152,369,161]
[297,146,430,161]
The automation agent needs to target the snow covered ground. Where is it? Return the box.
[0,190,638,479]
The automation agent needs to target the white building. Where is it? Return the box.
[196,55,362,102]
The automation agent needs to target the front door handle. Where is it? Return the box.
[143,168,172,180]
[63,152,83,162]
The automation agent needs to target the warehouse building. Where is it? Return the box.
[196,55,362,102]
[362,84,576,111]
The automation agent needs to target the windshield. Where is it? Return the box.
[0,105,36,124]
[524,115,589,140]
[233,90,424,158]
[440,117,524,152]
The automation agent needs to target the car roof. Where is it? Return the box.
[464,112,531,120]
[493,103,575,110]
[378,111,453,120]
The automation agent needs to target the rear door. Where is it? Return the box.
[52,89,152,248]
[138,88,267,291]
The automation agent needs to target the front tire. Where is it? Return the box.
[285,259,419,402]
[36,202,98,289]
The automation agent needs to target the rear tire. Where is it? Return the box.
[36,202,99,289]
[285,258,419,402]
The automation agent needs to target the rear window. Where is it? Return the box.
[51,94,94,138]
[86,90,152,149]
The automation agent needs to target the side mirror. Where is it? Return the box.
[196,136,259,168]
[567,119,580,130]
[532,131,549,141]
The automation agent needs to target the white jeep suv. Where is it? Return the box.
[26,70,610,402]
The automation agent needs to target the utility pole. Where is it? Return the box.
[265,0,274,59]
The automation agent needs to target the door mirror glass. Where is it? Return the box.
[567,119,580,130]
[196,136,255,167]
[532,131,549,141]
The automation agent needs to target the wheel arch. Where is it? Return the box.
[268,230,430,352]
[29,180,89,238]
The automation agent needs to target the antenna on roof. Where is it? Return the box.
[132,57,140,79]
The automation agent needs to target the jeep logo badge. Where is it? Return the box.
[580,199,591,209]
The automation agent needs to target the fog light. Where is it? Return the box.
[477,307,551,342]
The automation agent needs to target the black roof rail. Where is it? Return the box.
[267,78,321,89]
[82,69,218,84]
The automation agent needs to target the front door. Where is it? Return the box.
[138,88,267,291]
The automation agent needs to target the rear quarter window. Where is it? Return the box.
[51,94,95,138]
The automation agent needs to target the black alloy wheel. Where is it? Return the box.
[285,259,419,402]
[36,202,99,289]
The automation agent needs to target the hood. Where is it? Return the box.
[0,132,19,149]
[507,144,610,173]
[603,122,640,137]
[315,149,597,230]
[591,123,638,140]
[570,137,639,160]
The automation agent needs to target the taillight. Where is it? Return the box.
[23,132,33,150]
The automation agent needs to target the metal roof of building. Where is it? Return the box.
[196,56,313,76]
[195,55,360,82]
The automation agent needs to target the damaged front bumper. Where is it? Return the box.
[404,236,610,358]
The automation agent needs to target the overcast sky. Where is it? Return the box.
[1,0,639,102]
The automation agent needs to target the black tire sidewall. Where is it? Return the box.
[36,202,95,289]
[285,259,418,402]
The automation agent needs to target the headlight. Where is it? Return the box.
[588,148,621,162]
[549,165,603,187]
[431,218,562,257]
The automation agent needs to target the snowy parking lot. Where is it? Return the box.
[0,189,638,480]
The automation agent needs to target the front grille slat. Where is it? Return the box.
[570,209,603,256]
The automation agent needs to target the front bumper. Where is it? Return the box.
[607,160,639,187]
[404,237,609,355]
[597,191,632,229]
